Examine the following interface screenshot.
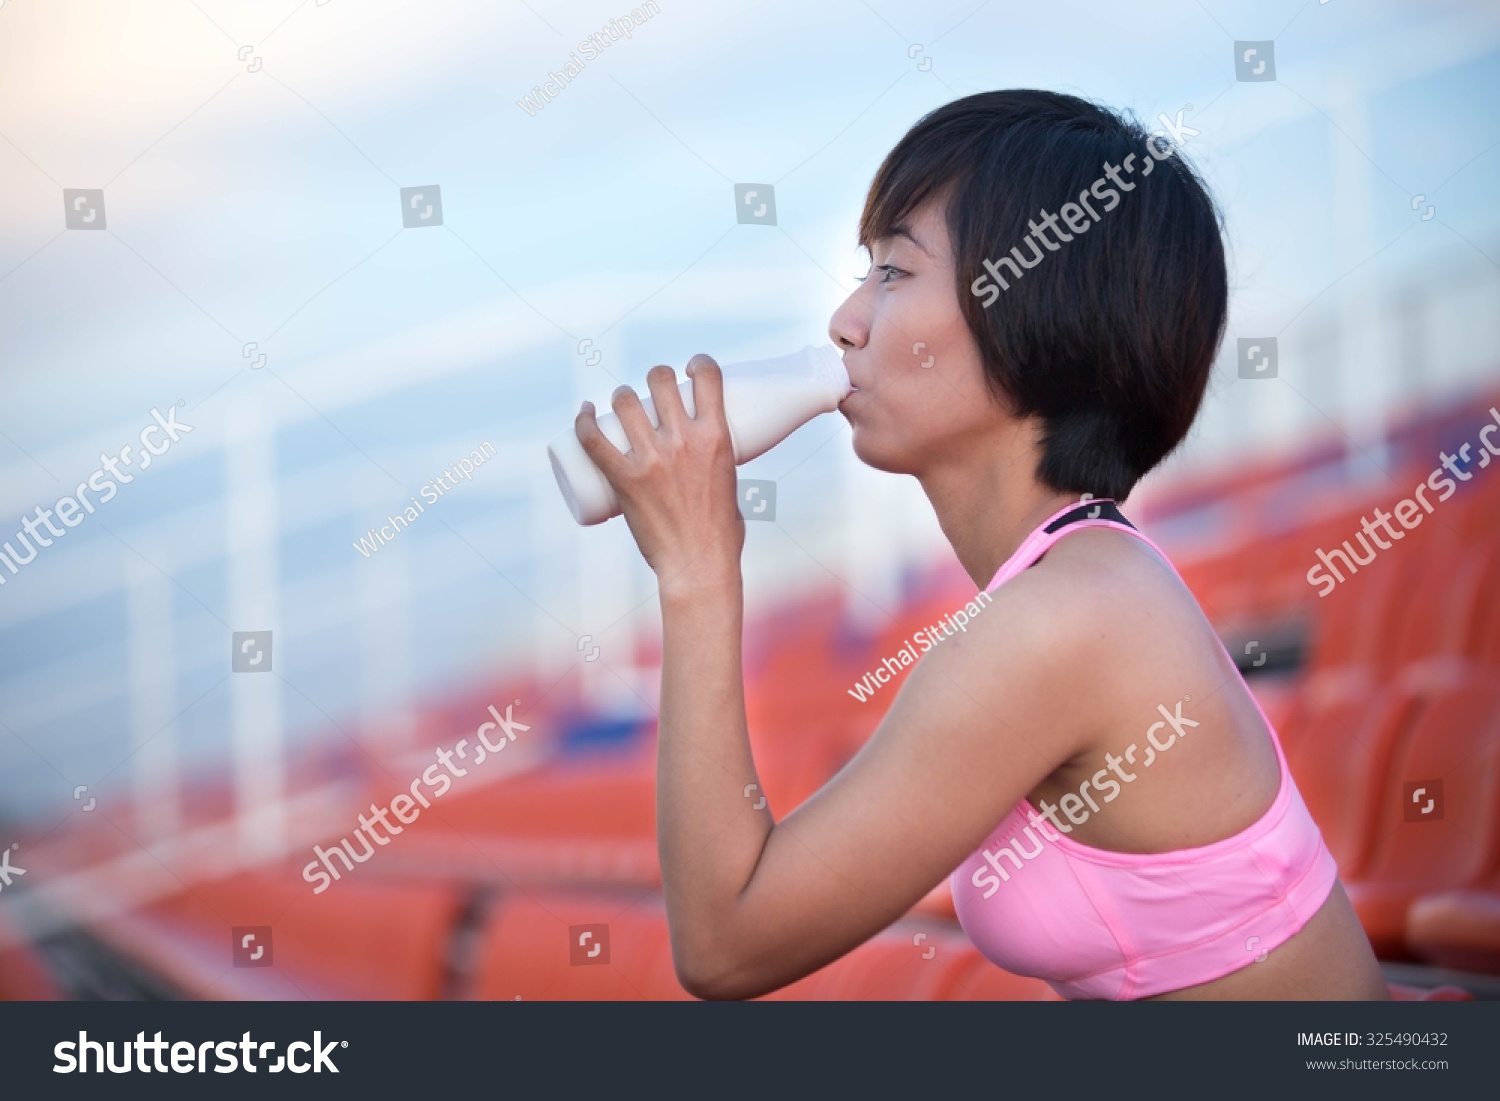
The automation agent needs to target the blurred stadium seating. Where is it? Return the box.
[2,383,1497,1001]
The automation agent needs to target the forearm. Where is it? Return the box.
[655,566,769,973]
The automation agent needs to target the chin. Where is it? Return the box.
[849,425,922,476]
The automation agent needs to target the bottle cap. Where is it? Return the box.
[547,431,616,525]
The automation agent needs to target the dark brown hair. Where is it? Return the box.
[859,89,1228,500]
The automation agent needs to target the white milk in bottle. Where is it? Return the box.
[547,344,850,525]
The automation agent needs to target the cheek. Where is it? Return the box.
[888,369,952,424]
[885,283,971,373]
[877,283,946,352]
[859,279,991,452]
[848,379,955,471]
[882,358,1000,461]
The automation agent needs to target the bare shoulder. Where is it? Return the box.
[1025,524,1191,619]
[993,525,1285,850]
[974,525,1201,669]
[894,528,1174,765]
[879,523,1226,787]
[960,525,1242,741]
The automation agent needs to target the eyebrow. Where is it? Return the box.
[879,222,931,257]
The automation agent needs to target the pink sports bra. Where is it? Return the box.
[949,499,1339,1000]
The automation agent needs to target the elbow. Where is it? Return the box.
[673,943,742,1001]
[671,930,763,1001]
[677,965,742,1002]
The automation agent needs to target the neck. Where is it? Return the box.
[917,425,1075,589]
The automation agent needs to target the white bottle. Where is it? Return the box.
[547,344,850,526]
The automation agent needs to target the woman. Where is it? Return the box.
[573,90,1389,1000]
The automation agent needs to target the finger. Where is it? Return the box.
[644,364,688,432]
[574,401,628,484]
[685,354,727,427]
[610,384,660,457]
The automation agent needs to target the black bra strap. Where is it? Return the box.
[1043,499,1136,533]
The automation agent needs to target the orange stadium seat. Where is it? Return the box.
[425,751,658,841]
[1345,679,1500,955]
[1483,613,1500,668]
[1458,548,1498,642]
[360,728,856,891]
[90,870,464,1000]
[1377,539,1480,678]
[471,888,1055,1001]
[1468,546,1500,666]
[1236,501,1382,634]
[1406,872,1500,974]
[1285,683,1426,879]
[473,889,690,1000]
[340,750,662,889]
[1455,455,1500,542]
[937,952,1062,1000]
[1302,544,1403,676]
[762,927,998,1001]
[0,914,60,1000]
[1219,520,1335,627]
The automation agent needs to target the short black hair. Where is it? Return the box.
[858,89,1228,501]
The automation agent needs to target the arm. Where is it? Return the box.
[575,356,1096,999]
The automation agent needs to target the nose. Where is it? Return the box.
[828,286,868,351]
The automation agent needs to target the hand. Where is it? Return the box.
[574,354,744,590]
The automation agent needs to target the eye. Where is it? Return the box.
[855,264,905,284]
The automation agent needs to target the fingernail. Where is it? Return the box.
[580,400,593,414]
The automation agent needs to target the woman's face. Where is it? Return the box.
[829,198,1011,476]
